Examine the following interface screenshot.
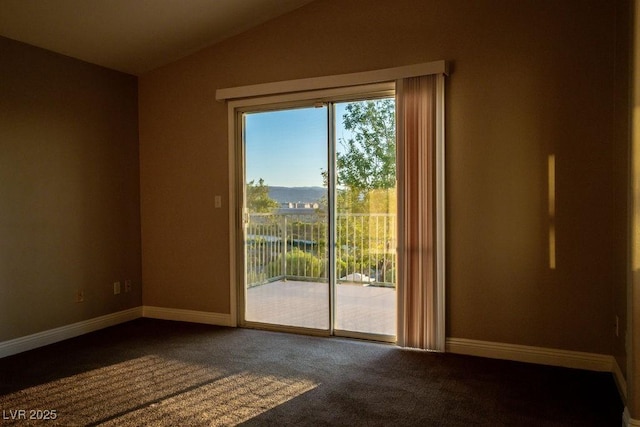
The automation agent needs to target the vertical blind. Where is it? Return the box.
[396,74,446,351]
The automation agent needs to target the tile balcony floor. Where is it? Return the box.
[246,280,396,337]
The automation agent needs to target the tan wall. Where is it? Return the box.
[614,0,632,383]
[139,0,626,355]
[629,0,640,418]
[0,37,141,341]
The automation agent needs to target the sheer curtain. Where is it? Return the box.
[396,74,446,351]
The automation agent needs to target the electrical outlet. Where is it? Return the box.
[113,281,121,295]
[75,290,84,303]
[124,279,132,293]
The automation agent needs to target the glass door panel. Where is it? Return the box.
[333,99,397,337]
[241,96,397,340]
[243,106,330,330]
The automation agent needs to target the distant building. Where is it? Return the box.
[277,201,323,215]
[283,201,319,209]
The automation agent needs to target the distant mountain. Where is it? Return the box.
[268,186,326,204]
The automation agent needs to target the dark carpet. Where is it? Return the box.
[0,319,623,426]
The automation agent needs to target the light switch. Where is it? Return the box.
[215,195,222,208]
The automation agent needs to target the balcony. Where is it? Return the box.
[245,212,396,335]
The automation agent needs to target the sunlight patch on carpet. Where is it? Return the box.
[0,355,317,426]
[101,371,318,426]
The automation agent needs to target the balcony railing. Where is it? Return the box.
[246,212,396,288]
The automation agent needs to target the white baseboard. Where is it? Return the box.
[0,307,142,359]
[446,337,612,372]
[0,306,235,359]
[624,408,640,426]
[142,306,235,327]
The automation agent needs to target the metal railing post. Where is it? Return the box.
[282,215,287,280]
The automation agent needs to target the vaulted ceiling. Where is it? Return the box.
[0,0,314,75]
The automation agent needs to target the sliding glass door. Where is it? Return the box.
[241,96,396,340]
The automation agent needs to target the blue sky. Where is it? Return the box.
[244,104,352,187]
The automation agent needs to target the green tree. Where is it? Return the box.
[246,178,279,213]
[320,98,396,213]
[337,99,396,191]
